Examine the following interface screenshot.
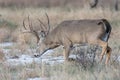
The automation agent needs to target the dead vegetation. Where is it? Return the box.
[0,49,5,62]
[0,0,119,11]
[0,7,119,80]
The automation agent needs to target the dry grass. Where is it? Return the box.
[0,61,120,80]
[0,7,118,43]
[0,49,5,62]
[0,0,117,11]
[0,7,120,80]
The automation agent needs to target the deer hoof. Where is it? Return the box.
[34,54,40,57]
[68,58,75,61]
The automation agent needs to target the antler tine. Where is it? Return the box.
[37,18,46,31]
[27,15,34,32]
[22,16,40,43]
[28,16,40,43]
[37,18,46,28]
[27,15,32,30]
[22,18,31,33]
[45,13,50,35]
[23,18,27,30]
[30,20,34,31]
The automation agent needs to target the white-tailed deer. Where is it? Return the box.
[23,14,112,64]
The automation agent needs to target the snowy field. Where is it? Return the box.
[1,42,120,80]
[0,42,78,80]
[0,42,65,65]
[1,42,120,66]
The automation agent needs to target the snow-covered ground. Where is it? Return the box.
[0,42,14,47]
[0,42,78,66]
[1,42,120,66]
[6,54,65,66]
[0,42,65,80]
[0,42,64,66]
[27,77,48,80]
[1,42,120,80]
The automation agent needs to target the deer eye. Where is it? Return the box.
[40,31,46,37]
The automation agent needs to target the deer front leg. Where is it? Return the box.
[63,46,71,61]
[63,45,75,62]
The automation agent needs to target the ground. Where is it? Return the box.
[0,7,120,80]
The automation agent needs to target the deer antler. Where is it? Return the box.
[22,16,40,43]
[22,14,51,43]
[23,17,31,33]
[37,18,47,31]
[38,13,51,36]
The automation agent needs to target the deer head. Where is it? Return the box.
[22,14,51,56]
[22,13,50,44]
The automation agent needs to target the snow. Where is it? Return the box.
[1,42,120,80]
[117,56,120,61]
[27,77,48,80]
[0,42,14,47]
[1,42,120,67]
[0,42,64,66]
[6,54,64,66]
[5,51,64,66]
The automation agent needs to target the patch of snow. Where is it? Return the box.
[3,43,88,66]
[34,50,54,57]
[6,55,40,65]
[2,49,11,53]
[41,56,64,65]
[0,42,14,47]
[6,54,64,66]
[117,56,120,61]
[27,77,48,80]
[69,54,76,59]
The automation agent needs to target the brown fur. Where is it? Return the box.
[22,17,112,64]
[36,19,112,64]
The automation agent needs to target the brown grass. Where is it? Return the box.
[0,7,120,80]
[0,49,5,62]
[0,0,117,10]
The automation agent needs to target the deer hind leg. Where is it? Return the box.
[98,40,108,62]
[105,46,112,64]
